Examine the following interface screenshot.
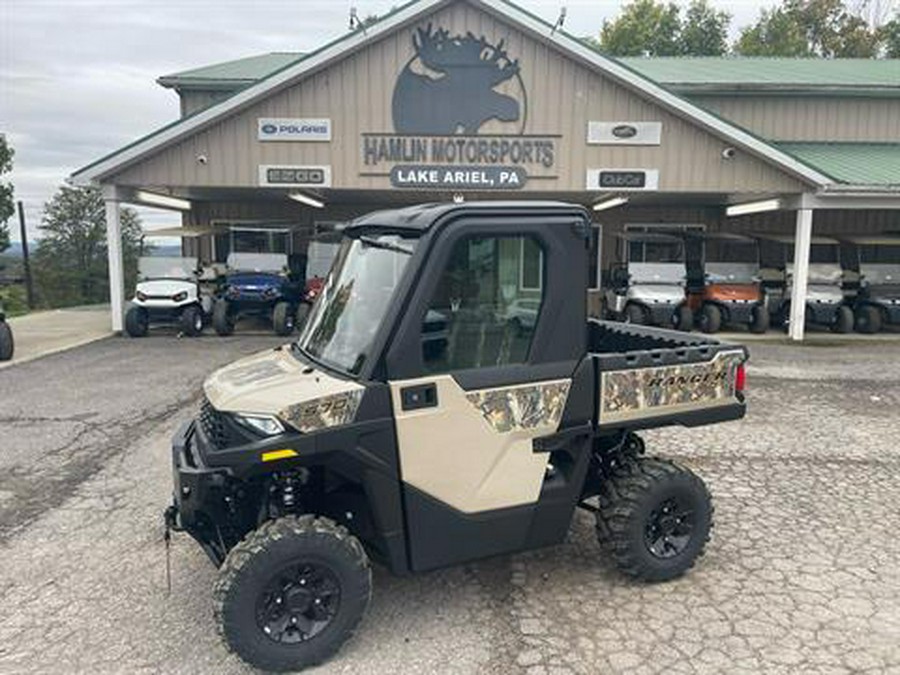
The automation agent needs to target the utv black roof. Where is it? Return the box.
[345,201,590,234]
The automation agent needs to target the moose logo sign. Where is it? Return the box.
[360,23,559,190]
[391,25,525,135]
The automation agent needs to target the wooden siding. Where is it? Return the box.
[693,95,900,143]
[107,2,805,194]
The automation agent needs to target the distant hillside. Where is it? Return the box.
[2,242,37,258]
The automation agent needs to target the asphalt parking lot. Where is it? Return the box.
[1,335,898,674]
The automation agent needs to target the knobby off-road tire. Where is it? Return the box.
[0,320,13,361]
[180,305,204,337]
[272,301,295,337]
[595,458,713,582]
[213,298,234,336]
[214,515,372,673]
[124,306,149,338]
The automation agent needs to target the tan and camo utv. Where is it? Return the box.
[165,202,749,672]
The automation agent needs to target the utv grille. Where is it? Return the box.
[199,396,229,449]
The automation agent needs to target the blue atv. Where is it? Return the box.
[213,253,304,337]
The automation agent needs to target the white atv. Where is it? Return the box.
[125,257,215,338]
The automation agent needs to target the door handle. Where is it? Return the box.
[400,383,438,411]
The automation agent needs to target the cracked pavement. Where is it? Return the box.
[1,336,899,674]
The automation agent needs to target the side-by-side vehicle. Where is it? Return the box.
[165,203,748,672]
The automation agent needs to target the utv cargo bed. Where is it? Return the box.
[589,320,747,430]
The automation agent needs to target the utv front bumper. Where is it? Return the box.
[167,421,234,565]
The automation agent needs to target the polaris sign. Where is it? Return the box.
[258,118,331,142]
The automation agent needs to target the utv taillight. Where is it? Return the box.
[735,364,747,393]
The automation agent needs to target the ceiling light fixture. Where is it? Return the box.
[592,196,629,212]
[726,199,781,217]
[134,191,191,211]
[289,192,325,209]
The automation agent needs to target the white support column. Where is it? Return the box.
[789,207,813,341]
[104,197,125,333]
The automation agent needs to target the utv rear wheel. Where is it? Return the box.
[214,515,371,673]
[213,299,234,336]
[855,305,881,334]
[832,305,854,334]
[698,304,722,334]
[273,301,295,337]
[673,305,693,332]
[0,321,13,361]
[125,306,149,338]
[180,305,204,337]
[749,304,769,334]
[596,458,712,582]
[624,304,648,325]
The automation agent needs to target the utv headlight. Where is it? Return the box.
[233,413,285,437]
[173,291,189,302]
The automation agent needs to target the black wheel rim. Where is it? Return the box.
[256,562,341,644]
[644,497,694,559]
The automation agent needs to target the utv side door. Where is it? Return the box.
[384,215,592,572]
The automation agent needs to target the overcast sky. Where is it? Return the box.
[1,0,777,241]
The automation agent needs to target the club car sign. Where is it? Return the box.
[362,24,558,190]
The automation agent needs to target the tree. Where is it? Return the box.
[598,0,731,56]
[680,0,732,56]
[31,185,143,308]
[0,135,13,254]
[880,13,900,57]
[735,0,881,57]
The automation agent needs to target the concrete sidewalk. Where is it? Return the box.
[0,305,112,369]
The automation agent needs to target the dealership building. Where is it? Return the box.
[71,0,900,340]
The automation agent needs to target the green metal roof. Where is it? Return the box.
[157,52,303,89]
[775,143,900,186]
[619,57,900,95]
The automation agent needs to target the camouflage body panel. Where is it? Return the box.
[599,349,745,424]
[279,390,364,434]
[465,380,571,434]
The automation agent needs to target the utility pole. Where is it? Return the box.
[17,201,34,309]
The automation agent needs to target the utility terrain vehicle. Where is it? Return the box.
[125,256,214,337]
[758,235,854,333]
[165,202,748,672]
[684,233,768,334]
[842,235,900,333]
[0,302,13,361]
[604,232,693,330]
[213,253,303,337]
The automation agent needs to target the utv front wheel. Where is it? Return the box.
[214,515,371,673]
[181,305,204,337]
[624,304,647,325]
[855,305,881,334]
[596,458,712,582]
[272,301,295,336]
[672,305,693,332]
[0,321,13,361]
[125,306,149,338]
[213,299,234,336]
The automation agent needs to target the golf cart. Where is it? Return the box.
[125,256,215,337]
[684,232,768,333]
[213,253,304,337]
[0,302,13,361]
[841,235,900,333]
[604,232,692,330]
[757,235,854,333]
[165,202,748,672]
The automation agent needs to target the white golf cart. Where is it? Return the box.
[604,232,693,330]
[125,256,217,337]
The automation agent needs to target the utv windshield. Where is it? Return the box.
[297,233,417,376]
